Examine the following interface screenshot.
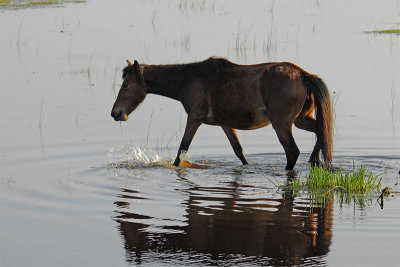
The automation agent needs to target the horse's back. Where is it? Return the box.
[206,62,308,129]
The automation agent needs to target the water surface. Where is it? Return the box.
[1,0,399,266]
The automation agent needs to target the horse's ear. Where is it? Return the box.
[133,60,144,83]
[126,60,132,66]
[133,60,140,73]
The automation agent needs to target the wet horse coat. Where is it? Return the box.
[111,57,332,170]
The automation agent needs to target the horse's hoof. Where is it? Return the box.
[173,159,180,167]
[308,158,321,167]
[285,165,294,171]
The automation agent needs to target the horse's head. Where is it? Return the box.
[111,60,147,121]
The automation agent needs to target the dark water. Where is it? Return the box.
[1,0,400,266]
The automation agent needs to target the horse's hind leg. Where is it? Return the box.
[222,126,248,165]
[294,116,321,166]
[272,122,300,170]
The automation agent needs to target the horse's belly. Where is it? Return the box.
[233,116,271,130]
[237,118,271,130]
[207,105,271,130]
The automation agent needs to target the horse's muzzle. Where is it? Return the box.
[111,109,128,121]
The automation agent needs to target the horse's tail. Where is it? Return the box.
[303,73,333,166]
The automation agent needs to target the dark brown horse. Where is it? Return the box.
[111,57,332,170]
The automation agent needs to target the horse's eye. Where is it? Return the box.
[122,83,128,89]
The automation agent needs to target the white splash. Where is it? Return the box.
[107,145,162,168]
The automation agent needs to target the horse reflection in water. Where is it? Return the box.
[113,171,333,266]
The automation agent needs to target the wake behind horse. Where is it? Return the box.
[111,57,332,170]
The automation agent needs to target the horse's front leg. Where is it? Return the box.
[173,117,202,167]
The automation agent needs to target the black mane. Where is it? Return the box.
[122,57,234,79]
[161,57,233,71]
[158,57,234,73]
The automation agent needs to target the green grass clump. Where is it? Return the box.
[372,29,400,34]
[283,164,382,195]
[0,0,85,8]
[305,165,382,194]
[278,164,384,207]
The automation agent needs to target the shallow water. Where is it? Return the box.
[1,0,400,266]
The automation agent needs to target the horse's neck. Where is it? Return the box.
[144,66,188,102]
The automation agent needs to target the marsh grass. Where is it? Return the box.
[178,0,216,15]
[86,51,95,85]
[39,98,45,153]
[233,19,278,61]
[268,0,275,18]
[145,111,153,148]
[111,63,120,97]
[279,164,383,207]
[181,32,191,51]
[74,112,87,128]
[235,20,254,52]
[373,29,400,34]
[16,18,25,50]
[234,20,257,60]
[67,36,73,69]
[151,10,158,33]
[39,98,44,129]
[331,91,339,135]
[365,29,400,35]
[1,0,85,8]
[390,78,396,134]
[263,23,277,61]
[306,165,382,193]
[281,164,382,200]
[76,50,95,85]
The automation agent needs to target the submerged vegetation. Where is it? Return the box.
[0,0,85,8]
